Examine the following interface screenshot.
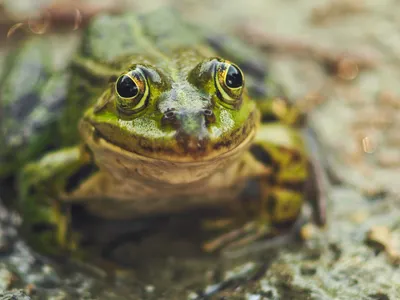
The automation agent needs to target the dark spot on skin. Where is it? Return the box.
[250,144,273,166]
[290,150,302,163]
[283,203,291,212]
[65,163,99,193]
[213,138,233,150]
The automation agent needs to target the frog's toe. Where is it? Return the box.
[24,208,79,256]
[202,221,273,253]
[202,215,308,256]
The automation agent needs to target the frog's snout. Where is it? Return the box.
[162,109,215,130]
[175,130,209,153]
[165,109,215,153]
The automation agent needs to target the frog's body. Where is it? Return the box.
[0,9,322,254]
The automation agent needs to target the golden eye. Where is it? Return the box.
[115,67,149,114]
[215,60,244,107]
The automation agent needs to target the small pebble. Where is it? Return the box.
[246,294,261,300]
[366,226,400,265]
[145,285,154,293]
[300,223,318,240]
[337,57,359,81]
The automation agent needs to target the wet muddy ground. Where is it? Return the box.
[1,0,400,299]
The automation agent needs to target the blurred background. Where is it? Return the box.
[0,0,400,299]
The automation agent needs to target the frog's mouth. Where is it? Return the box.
[80,110,259,163]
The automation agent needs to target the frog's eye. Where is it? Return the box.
[115,68,149,114]
[215,60,244,107]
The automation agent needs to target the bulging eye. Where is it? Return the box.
[115,67,149,114]
[225,65,243,88]
[116,75,138,98]
[215,60,244,107]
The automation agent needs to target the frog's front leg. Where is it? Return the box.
[203,123,311,253]
[18,146,95,255]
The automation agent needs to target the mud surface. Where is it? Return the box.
[1,0,400,299]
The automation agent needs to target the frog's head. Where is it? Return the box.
[81,55,259,183]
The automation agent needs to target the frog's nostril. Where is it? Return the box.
[203,109,216,125]
[162,110,179,127]
[165,111,176,118]
[203,109,213,116]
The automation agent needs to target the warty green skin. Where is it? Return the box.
[0,9,318,254]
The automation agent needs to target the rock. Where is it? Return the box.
[0,290,31,300]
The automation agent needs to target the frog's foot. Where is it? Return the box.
[24,202,81,256]
[18,146,90,256]
[202,216,307,257]
[202,221,275,253]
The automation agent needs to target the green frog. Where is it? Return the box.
[0,8,325,255]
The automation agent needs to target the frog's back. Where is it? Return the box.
[78,9,273,93]
[80,9,205,62]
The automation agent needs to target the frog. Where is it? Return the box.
[0,8,325,256]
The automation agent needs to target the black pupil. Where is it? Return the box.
[116,75,138,98]
[225,65,243,88]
